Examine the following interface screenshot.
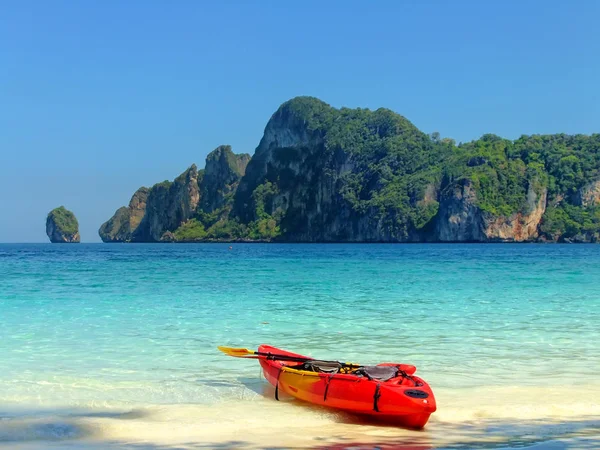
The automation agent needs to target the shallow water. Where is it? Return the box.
[0,243,599,448]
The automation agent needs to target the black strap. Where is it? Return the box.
[373,383,381,412]
[398,370,422,387]
[323,375,334,401]
[275,367,284,401]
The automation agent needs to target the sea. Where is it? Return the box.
[0,243,599,449]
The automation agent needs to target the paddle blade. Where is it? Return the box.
[217,346,257,358]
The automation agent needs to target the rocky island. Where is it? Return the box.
[46,206,80,243]
[100,97,600,243]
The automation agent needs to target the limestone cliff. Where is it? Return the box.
[200,145,250,214]
[484,185,547,241]
[98,146,251,242]
[99,187,149,242]
[132,165,200,242]
[99,97,600,243]
[46,206,80,243]
[435,180,547,242]
[234,99,328,223]
[574,179,600,208]
[234,97,438,241]
[435,179,486,241]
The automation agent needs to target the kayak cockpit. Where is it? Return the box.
[282,360,422,386]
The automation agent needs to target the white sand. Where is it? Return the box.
[1,384,599,449]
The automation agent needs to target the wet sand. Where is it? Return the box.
[1,384,599,449]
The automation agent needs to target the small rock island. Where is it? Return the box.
[46,206,80,243]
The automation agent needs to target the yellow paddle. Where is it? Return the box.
[217,346,265,358]
[217,346,360,368]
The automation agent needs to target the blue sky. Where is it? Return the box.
[1,0,599,242]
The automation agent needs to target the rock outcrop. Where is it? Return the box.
[435,179,486,241]
[99,146,251,242]
[99,187,149,242]
[574,179,600,207]
[131,165,200,242]
[234,97,435,241]
[435,180,547,242]
[234,99,328,223]
[159,231,176,242]
[484,185,547,241]
[200,145,250,213]
[46,206,80,243]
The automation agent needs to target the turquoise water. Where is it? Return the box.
[1,243,599,448]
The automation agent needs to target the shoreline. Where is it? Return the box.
[2,407,598,450]
[4,241,600,245]
[1,384,599,449]
[21,240,600,245]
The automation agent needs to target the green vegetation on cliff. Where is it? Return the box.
[47,206,80,243]
[173,219,207,241]
[98,187,149,242]
[540,204,600,239]
[233,97,456,240]
[101,97,600,243]
[48,206,79,236]
[450,133,600,238]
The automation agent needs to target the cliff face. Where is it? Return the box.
[99,146,251,242]
[201,145,250,214]
[99,187,149,242]
[435,180,486,241]
[435,180,547,242]
[234,97,439,241]
[485,185,547,241]
[99,97,600,243]
[234,100,327,223]
[574,179,600,208]
[46,206,80,243]
[132,165,200,242]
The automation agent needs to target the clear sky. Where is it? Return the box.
[1,0,599,242]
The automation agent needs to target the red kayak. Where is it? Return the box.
[256,345,436,428]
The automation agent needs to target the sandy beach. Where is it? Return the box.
[2,383,599,449]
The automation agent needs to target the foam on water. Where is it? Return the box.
[0,243,599,448]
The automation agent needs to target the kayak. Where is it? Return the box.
[256,345,436,428]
